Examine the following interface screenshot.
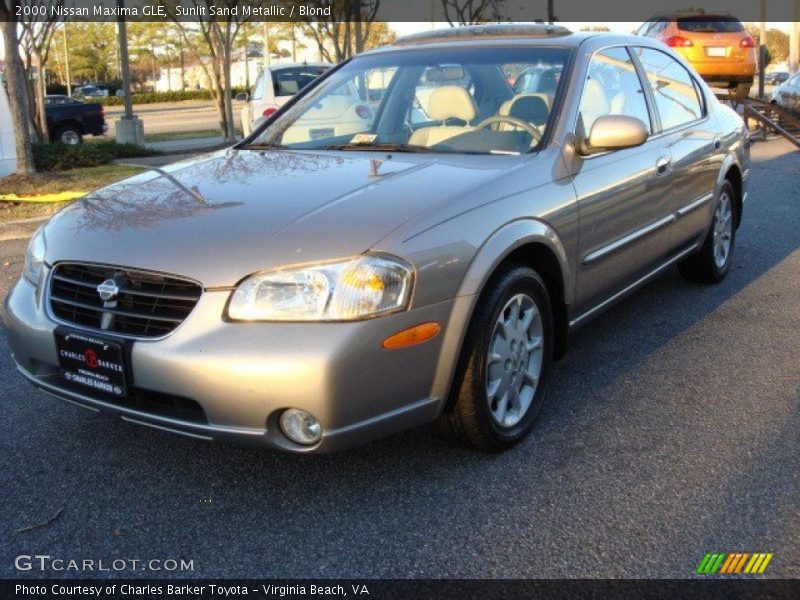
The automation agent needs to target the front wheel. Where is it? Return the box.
[679,181,736,284]
[435,264,553,452]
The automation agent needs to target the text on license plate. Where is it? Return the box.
[54,329,128,397]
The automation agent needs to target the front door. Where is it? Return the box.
[569,46,675,316]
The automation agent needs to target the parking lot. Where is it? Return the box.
[0,138,798,579]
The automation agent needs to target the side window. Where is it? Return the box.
[579,47,651,136]
[272,67,328,98]
[634,47,704,130]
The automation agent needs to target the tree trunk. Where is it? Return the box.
[34,50,49,143]
[222,40,235,142]
[2,19,35,173]
[179,46,185,90]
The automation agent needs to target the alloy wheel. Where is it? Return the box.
[486,293,544,428]
[712,192,733,269]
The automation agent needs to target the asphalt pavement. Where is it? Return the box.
[0,138,798,579]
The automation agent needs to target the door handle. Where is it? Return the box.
[713,136,722,150]
[655,156,671,175]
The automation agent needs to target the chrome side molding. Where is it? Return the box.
[570,244,699,329]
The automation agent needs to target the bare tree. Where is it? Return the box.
[440,0,506,25]
[17,1,64,143]
[163,1,243,141]
[298,0,380,62]
[0,2,35,173]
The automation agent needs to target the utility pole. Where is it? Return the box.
[62,23,72,97]
[115,0,144,144]
[758,0,767,99]
[354,0,363,54]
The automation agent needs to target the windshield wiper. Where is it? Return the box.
[323,142,433,153]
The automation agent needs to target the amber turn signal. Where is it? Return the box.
[382,322,441,349]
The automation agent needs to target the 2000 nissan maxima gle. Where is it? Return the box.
[4,26,749,453]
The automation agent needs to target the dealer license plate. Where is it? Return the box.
[309,127,335,140]
[55,329,128,397]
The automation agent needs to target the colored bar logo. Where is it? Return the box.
[696,552,773,574]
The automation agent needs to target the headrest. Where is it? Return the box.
[583,79,610,115]
[427,85,477,122]
[500,94,549,126]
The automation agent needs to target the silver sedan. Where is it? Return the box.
[4,25,749,453]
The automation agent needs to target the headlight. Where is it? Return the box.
[23,226,46,285]
[227,255,413,321]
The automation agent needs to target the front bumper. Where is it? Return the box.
[4,271,461,453]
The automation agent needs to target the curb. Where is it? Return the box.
[0,215,47,242]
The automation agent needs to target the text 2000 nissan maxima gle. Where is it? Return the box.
[4,26,749,452]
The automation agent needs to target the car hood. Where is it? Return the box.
[43,149,511,287]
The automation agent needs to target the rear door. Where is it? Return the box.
[633,46,720,250]
[569,46,675,314]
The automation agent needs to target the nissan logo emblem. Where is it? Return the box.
[97,279,120,302]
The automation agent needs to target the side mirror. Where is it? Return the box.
[235,92,249,102]
[579,115,648,155]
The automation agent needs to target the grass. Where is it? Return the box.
[0,164,144,222]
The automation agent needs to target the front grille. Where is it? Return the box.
[49,263,202,338]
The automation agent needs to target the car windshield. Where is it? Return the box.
[245,46,570,155]
[677,17,744,33]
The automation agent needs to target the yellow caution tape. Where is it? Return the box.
[0,191,87,203]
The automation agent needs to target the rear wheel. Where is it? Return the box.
[435,264,553,452]
[679,181,736,284]
[57,125,82,145]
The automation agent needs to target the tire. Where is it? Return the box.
[679,180,737,284]
[731,82,751,100]
[435,264,554,452]
[57,125,82,145]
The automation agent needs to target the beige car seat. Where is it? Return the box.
[408,86,477,147]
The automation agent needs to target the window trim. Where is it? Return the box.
[629,45,709,136]
[572,43,657,152]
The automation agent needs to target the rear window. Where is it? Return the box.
[677,17,744,33]
[272,67,329,98]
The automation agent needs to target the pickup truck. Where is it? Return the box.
[44,95,106,145]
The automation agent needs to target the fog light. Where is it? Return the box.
[279,409,322,445]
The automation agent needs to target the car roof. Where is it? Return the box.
[363,26,657,56]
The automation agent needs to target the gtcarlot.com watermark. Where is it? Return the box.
[14,554,194,573]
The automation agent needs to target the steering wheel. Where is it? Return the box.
[474,115,542,142]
